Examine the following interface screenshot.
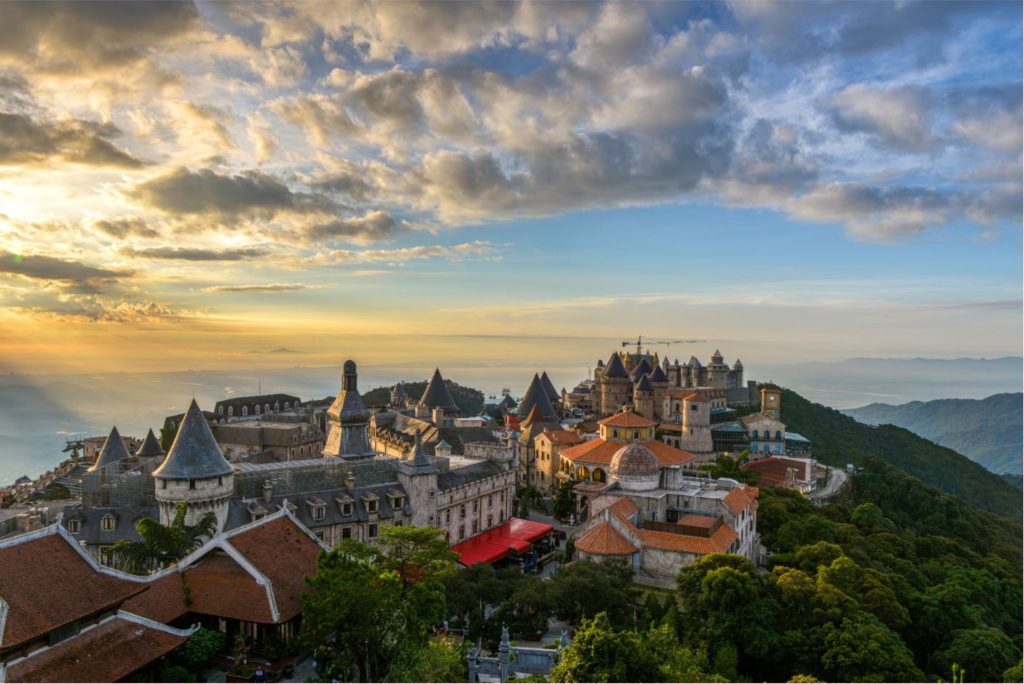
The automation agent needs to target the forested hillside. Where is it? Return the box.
[844,393,1022,475]
[362,380,485,417]
[779,387,1022,520]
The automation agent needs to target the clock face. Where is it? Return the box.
[768,395,776,401]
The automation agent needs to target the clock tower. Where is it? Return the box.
[760,388,781,420]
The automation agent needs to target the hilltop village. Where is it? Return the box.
[0,350,831,682]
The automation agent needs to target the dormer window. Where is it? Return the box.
[313,506,325,521]
[391,495,403,509]
[101,515,115,531]
[68,519,81,533]
[367,500,378,514]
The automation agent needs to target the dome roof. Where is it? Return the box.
[610,442,659,478]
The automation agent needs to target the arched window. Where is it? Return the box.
[101,515,115,531]
[577,466,588,480]
[228,406,234,417]
[217,406,223,415]
[592,468,606,483]
[274,401,280,411]
[242,406,248,416]
[255,404,261,415]
[751,443,758,453]
[284,402,290,409]
[265,404,270,413]
[775,431,782,441]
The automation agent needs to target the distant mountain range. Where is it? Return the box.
[844,393,1022,475]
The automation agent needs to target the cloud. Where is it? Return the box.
[91,217,160,239]
[128,167,330,217]
[167,100,235,153]
[0,111,144,167]
[248,347,302,354]
[122,246,270,261]
[304,210,403,244]
[201,282,308,293]
[0,250,130,290]
[304,240,501,265]
[0,1,199,75]
[830,84,934,152]
[788,183,952,241]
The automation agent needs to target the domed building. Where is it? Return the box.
[609,442,661,491]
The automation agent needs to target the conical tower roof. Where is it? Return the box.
[419,368,458,412]
[89,426,131,471]
[733,359,743,369]
[630,358,652,382]
[135,428,164,459]
[154,400,232,480]
[393,382,406,398]
[517,374,558,420]
[648,363,668,383]
[540,371,560,403]
[400,429,438,475]
[635,373,654,393]
[603,353,628,380]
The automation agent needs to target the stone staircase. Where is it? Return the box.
[52,462,91,498]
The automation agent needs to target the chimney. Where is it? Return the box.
[344,470,356,492]
[262,479,272,503]
[432,407,445,426]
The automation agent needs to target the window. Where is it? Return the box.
[217,406,223,415]
[189,479,196,490]
[68,519,81,533]
[228,406,234,417]
[274,401,280,411]
[161,480,167,489]
[488,495,493,508]
[691,404,698,411]
[368,524,378,539]
[633,431,638,439]
[242,406,248,416]
[392,496,403,509]
[445,510,451,524]
[99,547,114,566]
[342,502,353,516]
[284,402,290,409]
[255,404,261,415]
[313,506,325,521]
[472,500,478,513]
[367,499,378,514]
[101,515,115,531]
[487,514,493,528]
[341,527,352,539]
[458,525,465,540]
[472,521,479,534]
[394,520,403,527]
[751,430,759,439]
[265,404,270,413]
[460,505,466,519]
[218,476,223,486]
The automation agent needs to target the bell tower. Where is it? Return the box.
[760,388,781,420]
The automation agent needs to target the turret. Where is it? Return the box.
[88,426,131,472]
[153,400,234,533]
[323,360,375,459]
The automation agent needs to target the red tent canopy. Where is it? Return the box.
[452,517,554,566]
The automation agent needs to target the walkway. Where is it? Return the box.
[808,466,849,502]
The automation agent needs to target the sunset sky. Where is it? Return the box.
[0,1,1020,377]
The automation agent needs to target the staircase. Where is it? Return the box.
[52,462,91,498]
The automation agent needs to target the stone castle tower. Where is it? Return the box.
[153,399,234,533]
[598,353,631,416]
[633,373,655,419]
[323,360,375,459]
[677,392,714,461]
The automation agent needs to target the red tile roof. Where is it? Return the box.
[120,573,188,624]
[0,531,145,650]
[538,430,583,446]
[575,522,637,556]
[598,411,657,428]
[560,438,695,467]
[640,523,738,555]
[723,486,758,516]
[677,514,719,529]
[184,551,275,623]
[227,516,322,622]
[740,457,809,488]
[5,617,187,683]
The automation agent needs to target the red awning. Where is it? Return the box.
[452,517,554,566]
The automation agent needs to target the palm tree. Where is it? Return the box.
[112,501,218,574]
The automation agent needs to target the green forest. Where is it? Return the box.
[778,387,1022,520]
[362,380,487,416]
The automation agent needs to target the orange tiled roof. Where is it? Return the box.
[666,389,710,400]
[723,486,758,516]
[5,617,188,683]
[121,573,188,624]
[575,522,637,556]
[228,516,322,622]
[608,497,639,524]
[185,551,275,623]
[560,439,695,467]
[0,532,146,650]
[677,514,718,529]
[640,523,738,555]
[539,429,583,446]
[597,411,656,428]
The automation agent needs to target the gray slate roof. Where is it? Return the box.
[540,372,560,403]
[603,353,628,380]
[517,374,557,420]
[648,363,668,383]
[419,368,459,411]
[89,427,132,472]
[635,374,654,392]
[630,358,652,382]
[63,504,157,545]
[135,429,164,459]
[437,460,504,491]
[154,400,233,480]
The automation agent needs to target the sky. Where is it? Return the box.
[0,0,1020,379]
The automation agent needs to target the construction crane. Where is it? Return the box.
[622,336,706,355]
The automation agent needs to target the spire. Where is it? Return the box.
[419,368,458,412]
[135,428,165,459]
[648,363,668,383]
[635,373,654,393]
[517,374,557,420]
[89,426,131,471]
[154,400,232,480]
[603,353,628,380]
[540,371,560,403]
[630,358,652,382]
[411,429,431,467]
